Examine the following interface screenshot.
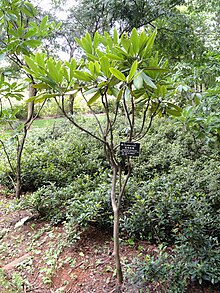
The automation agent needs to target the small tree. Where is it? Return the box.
[0,0,59,197]
[23,28,180,286]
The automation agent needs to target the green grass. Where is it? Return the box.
[0,117,66,140]
[32,117,65,129]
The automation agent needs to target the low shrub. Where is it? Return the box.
[126,234,220,292]
[125,246,188,293]
[20,171,111,224]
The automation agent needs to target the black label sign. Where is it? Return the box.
[120,142,140,157]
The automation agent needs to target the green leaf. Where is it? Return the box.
[141,72,157,89]
[142,29,157,58]
[146,29,157,50]
[88,61,95,75]
[32,83,48,90]
[94,62,101,75]
[87,91,101,106]
[35,52,46,69]
[34,93,60,103]
[24,56,40,74]
[7,40,19,51]
[105,53,124,61]
[85,53,98,62]
[93,31,100,50]
[166,108,182,117]
[139,31,148,53]
[113,28,119,44]
[96,49,105,58]
[133,74,144,89]
[109,68,126,82]
[100,56,110,78]
[84,87,100,95]
[120,33,131,54]
[17,27,23,38]
[24,28,37,39]
[23,39,41,48]
[130,28,139,55]
[81,33,93,54]
[73,71,94,82]
[75,37,83,48]
[82,38,92,54]
[40,16,48,29]
[62,67,70,82]
[127,60,138,82]
[47,59,62,83]
[116,88,123,102]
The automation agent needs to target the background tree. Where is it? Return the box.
[0,0,59,197]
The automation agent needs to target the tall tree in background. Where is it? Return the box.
[52,0,219,89]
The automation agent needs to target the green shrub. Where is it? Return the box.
[20,171,110,224]
[24,122,105,191]
[126,246,188,293]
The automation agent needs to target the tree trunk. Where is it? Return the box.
[113,207,123,284]
[15,84,36,198]
[111,166,123,284]
[15,129,27,198]
[68,94,74,115]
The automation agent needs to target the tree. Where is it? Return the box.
[23,28,179,286]
[0,0,59,197]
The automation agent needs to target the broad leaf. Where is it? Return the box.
[73,71,94,82]
[130,28,139,55]
[109,68,126,82]
[87,91,101,106]
[133,74,144,89]
[100,56,110,78]
[127,60,138,82]
[141,72,157,89]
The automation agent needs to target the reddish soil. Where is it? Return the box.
[0,192,219,293]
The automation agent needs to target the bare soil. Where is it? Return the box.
[0,192,219,293]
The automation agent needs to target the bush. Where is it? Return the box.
[126,233,220,292]
[126,246,188,293]
[20,170,111,222]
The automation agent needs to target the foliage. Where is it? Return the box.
[126,247,188,292]
[0,119,106,191]
[176,87,220,142]
[0,269,26,293]
[127,239,220,292]
[121,118,219,241]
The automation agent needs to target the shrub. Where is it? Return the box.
[125,247,188,293]
[12,121,106,191]
[20,171,110,223]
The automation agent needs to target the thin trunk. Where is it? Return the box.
[111,166,123,284]
[15,84,36,198]
[113,207,123,284]
[68,94,74,115]
[15,129,27,198]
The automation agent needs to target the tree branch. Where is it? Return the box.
[54,96,107,145]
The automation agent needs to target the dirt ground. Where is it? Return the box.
[0,192,220,293]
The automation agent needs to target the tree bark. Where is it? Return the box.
[15,84,36,198]
[68,94,74,115]
[111,166,123,284]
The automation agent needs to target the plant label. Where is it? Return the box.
[120,142,140,157]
